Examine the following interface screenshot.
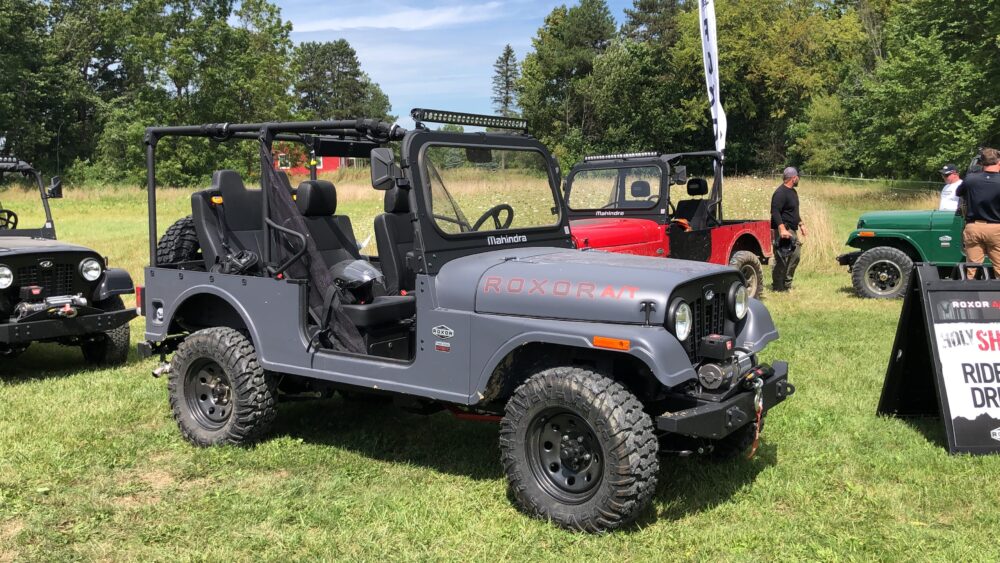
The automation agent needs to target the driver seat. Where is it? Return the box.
[373,187,416,295]
[673,178,711,231]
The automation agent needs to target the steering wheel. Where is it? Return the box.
[0,210,18,230]
[433,214,473,232]
[472,204,514,231]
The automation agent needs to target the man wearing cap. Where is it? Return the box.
[956,148,1000,278]
[938,164,962,211]
[770,167,807,291]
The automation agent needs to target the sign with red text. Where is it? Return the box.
[879,264,1000,454]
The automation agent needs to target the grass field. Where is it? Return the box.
[2,174,999,561]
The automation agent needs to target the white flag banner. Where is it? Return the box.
[699,0,727,154]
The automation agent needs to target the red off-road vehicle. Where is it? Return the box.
[564,151,772,297]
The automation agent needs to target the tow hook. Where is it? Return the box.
[56,303,77,318]
[152,363,171,378]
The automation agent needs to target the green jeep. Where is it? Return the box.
[836,209,983,298]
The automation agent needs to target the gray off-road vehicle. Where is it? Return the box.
[139,111,794,532]
[0,156,135,362]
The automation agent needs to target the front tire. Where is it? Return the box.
[500,367,658,532]
[729,250,764,299]
[81,296,130,366]
[168,327,277,447]
[852,247,913,299]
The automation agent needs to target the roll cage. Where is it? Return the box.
[0,156,62,239]
[143,117,573,276]
[564,150,725,225]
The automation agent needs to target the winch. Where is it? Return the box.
[696,334,755,390]
[13,286,89,321]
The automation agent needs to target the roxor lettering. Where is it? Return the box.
[482,277,640,301]
[971,387,1000,408]
[977,330,1000,351]
[961,363,1000,384]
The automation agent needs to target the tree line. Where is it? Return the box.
[0,0,391,185]
[495,0,1000,179]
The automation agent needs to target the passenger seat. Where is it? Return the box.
[294,179,360,266]
[373,187,416,294]
[190,170,264,271]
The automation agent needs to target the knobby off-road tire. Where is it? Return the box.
[729,250,765,299]
[168,327,277,447]
[852,246,913,299]
[707,417,766,461]
[156,215,201,266]
[500,367,659,533]
[81,295,130,366]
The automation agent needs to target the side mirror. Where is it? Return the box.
[370,148,400,191]
[671,165,688,186]
[47,176,63,199]
[687,178,709,196]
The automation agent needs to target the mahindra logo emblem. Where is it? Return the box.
[39,260,54,268]
[704,288,715,301]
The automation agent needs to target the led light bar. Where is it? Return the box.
[411,108,528,131]
[584,151,661,162]
[0,156,20,163]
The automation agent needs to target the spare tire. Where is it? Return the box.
[156,216,202,267]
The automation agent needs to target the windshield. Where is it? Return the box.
[567,165,661,210]
[423,145,559,235]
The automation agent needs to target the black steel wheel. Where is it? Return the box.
[500,366,658,533]
[729,250,765,299]
[168,327,276,446]
[526,409,605,503]
[852,246,913,299]
[81,296,130,366]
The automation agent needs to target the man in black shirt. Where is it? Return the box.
[770,167,808,291]
[956,147,1000,279]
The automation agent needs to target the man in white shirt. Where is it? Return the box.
[938,163,962,211]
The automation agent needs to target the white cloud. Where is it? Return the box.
[292,2,504,32]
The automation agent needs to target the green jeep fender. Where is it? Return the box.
[841,210,965,266]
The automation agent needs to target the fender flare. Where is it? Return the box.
[846,232,927,261]
[162,284,263,347]
[93,268,135,302]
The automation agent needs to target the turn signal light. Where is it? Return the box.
[593,336,630,351]
[210,196,223,205]
[858,231,875,237]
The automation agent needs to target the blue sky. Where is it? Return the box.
[278,0,634,127]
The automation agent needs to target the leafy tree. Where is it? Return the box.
[491,44,519,117]
[518,0,616,168]
[293,39,392,121]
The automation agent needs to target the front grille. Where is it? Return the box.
[17,264,76,296]
[681,296,727,363]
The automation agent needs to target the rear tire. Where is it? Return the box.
[852,247,912,299]
[156,216,201,266]
[168,327,277,447]
[729,250,765,299]
[500,367,658,533]
[81,296,130,366]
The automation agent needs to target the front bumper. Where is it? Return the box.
[655,361,794,439]
[0,308,137,344]
[837,250,862,268]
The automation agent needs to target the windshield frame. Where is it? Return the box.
[564,161,668,213]
[402,129,574,273]
[417,140,565,240]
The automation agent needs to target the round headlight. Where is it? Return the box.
[669,299,693,341]
[80,258,102,281]
[729,282,749,321]
[0,265,12,289]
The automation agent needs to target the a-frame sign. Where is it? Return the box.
[878,264,1000,454]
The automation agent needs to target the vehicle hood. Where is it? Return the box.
[0,236,94,257]
[569,218,662,250]
[855,210,934,230]
[435,247,733,324]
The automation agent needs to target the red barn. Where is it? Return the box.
[274,152,343,175]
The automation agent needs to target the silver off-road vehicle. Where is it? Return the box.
[139,110,794,532]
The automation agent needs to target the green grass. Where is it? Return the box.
[2,178,999,561]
